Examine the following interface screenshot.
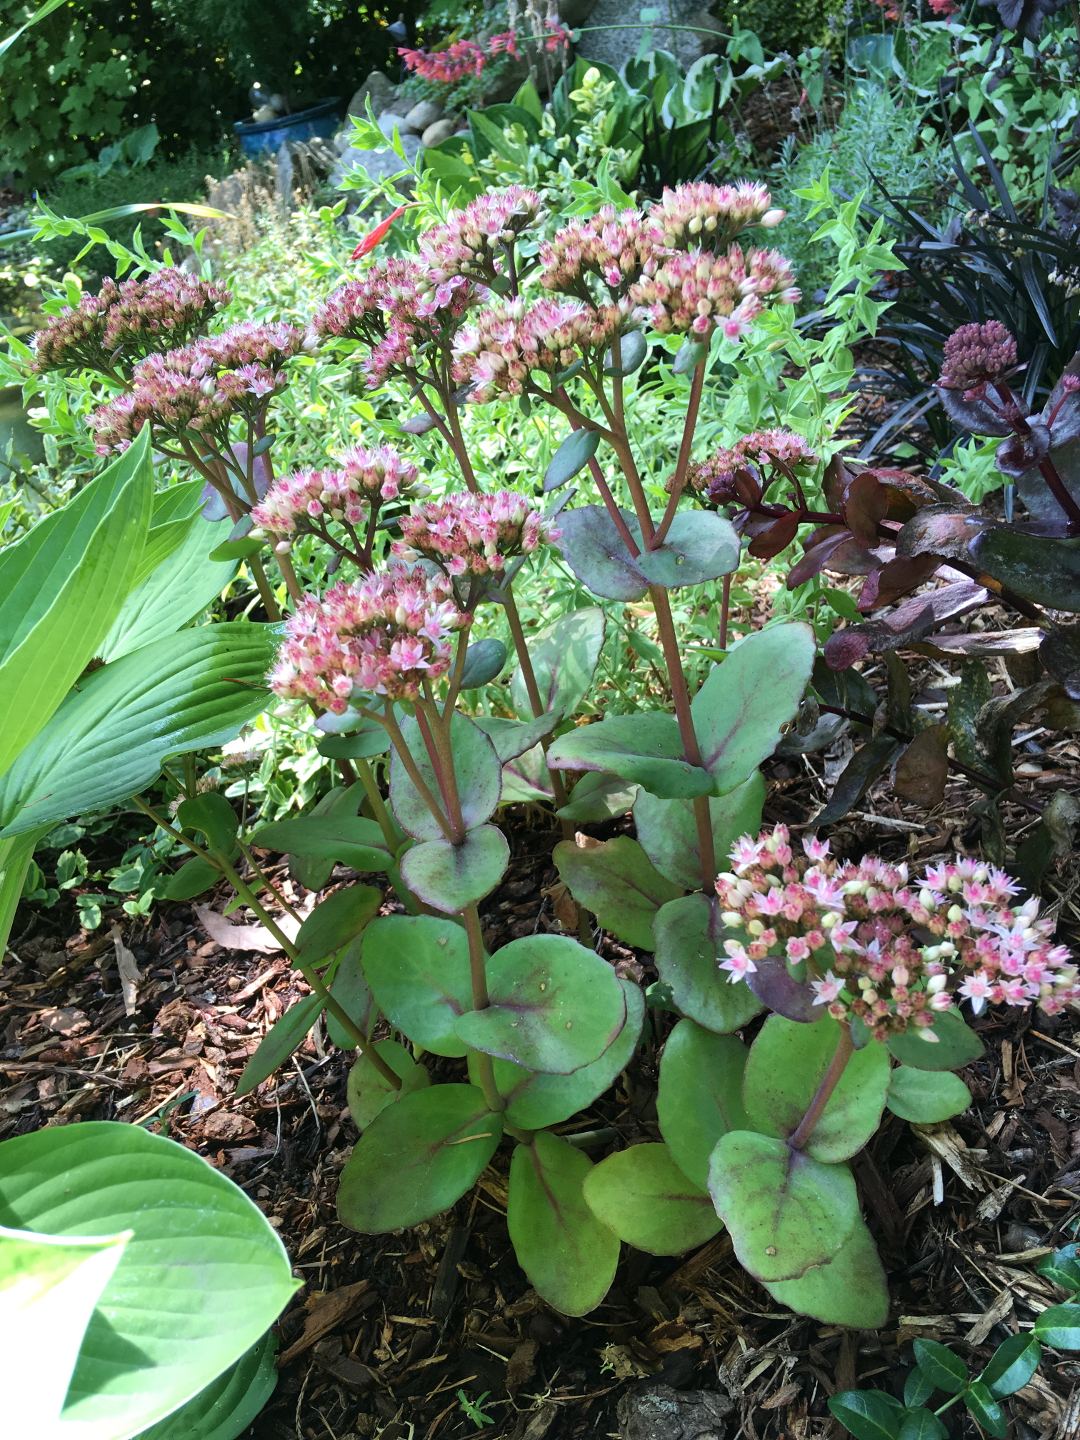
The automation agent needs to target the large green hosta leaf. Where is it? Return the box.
[0,623,277,837]
[131,1334,278,1440]
[0,429,153,779]
[0,1122,298,1440]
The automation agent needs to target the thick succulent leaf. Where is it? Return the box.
[474,713,555,764]
[324,934,377,1051]
[653,893,762,1035]
[131,1332,278,1440]
[546,712,713,799]
[764,1215,888,1328]
[459,638,507,689]
[499,744,555,804]
[295,885,383,965]
[636,511,740,588]
[316,716,392,760]
[248,815,392,873]
[556,772,640,823]
[582,1142,721,1255]
[553,835,683,950]
[556,505,648,600]
[743,1016,891,1162]
[657,1018,751,1189]
[0,428,153,779]
[361,914,472,1057]
[336,1084,501,1233]
[389,712,502,841]
[399,824,510,913]
[744,958,820,1022]
[544,428,600,491]
[934,383,1012,437]
[98,513,234,664]
[971,528,1080,613]
[886,1010,984,1071]
[0,1122,298,1440]
[0,623,278,838]
[691,624,815,793]
[235,992,325,1097]
[824,581,987,670]
[507,1133,619,1316]
[492,977,644,1128]
[510,606,606,722]
[346,1040,430,1129]
[633,772,765,890]
[454,933,626,1074]
[886,1066,971,1122]
[708,1129,859,1282]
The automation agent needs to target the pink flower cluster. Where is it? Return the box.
[631,245,799,338]
[32,268,230,375]
[685,429,817,505]
[453,297,624,399]
[939,320,1018,395]
[269,566,468,709]
[90,321,305,454]
[649,181,785,252]
[308,258,479,386]
[539,206,660,298]
[394,490,557,576]
[418,187,543,285]
[715,826,1079,1040]
[251,446,424,537]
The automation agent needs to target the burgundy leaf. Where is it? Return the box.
[896,506,986,559]
[894,725,949,808]
[821,536,880,576]
[858,553,943,611]
[786,531,852,589]
[824,629,871,669]
[995,420,1051,478]
[1040,625,1080,699]
[745,959,821,1023]
[824,579,988,669]
[748,511,801,560]
[733,467,762,508]
[843,472,889,547]
[935,383,1013,438]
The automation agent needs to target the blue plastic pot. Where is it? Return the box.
[234,97,343,157]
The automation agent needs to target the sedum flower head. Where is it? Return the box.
[715,825,1078,1039]
[418,187,543,285]
[32,268,231,376]
[251,445,423,537]
[685,429,817,505]
[939,321,1018,394]
[393,490,558,576]
[453,296,625,400]
[268,566,468,709]
[539,206,662,297]
[630,245,799,339]
[648,181,783,252]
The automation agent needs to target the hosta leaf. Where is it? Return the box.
[361,914,473,1057]
[336,1084,501,1233]
[0,1122,298,1440]
[653,893,762,1035]
[546,712,713,799]
[454,933,626,1074]
[553,834,682,950]
[582,1142,722,1255]
[507,1133,619,1316]
[131,1332,278,1440]
[708,1130,858,1282]
[763,1215,889,1328]
[399,824,510,913]
[743,1016,891,1163]
[657,1018,751,1189]
[0,623,278,838]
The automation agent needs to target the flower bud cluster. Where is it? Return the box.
[89,321,305,454]
[539,206,660,297]
[685,429,817,505]
[268,566,468,709]
[715,826,1078,1040]
[939,321,1018,395]
[630,245,799,338]
[649,181,784,252]
[32,268,230,375]
[419,188,543,285]
[251,446,424,537]
[453,297,625,399]
[393,490,557,576]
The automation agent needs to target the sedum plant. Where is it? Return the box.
[13,176,1078,1341]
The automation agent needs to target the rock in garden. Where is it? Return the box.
[577,0,720,71]
[382,97,416,117]
[378,110,416,140]
[617,1385,734,1440]
[405,100,443,132]
[421,117,456,148]
[347,71,395,119]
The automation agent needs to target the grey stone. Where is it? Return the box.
[576,0,720,73]
[347,71,396,119]
[421,117,456,148]
[378,110,417,140]
[405,99,443,132]
[382,97,416,117]
[617,1385,734,1440]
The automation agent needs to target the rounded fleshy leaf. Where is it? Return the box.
[509,606,605,722]
[544,428,600,492]
[886,1010,984,1071]
[553,834,682,950]
[708,1129,859,1282]
[325,935,378,1051]
[346,1039,430,1129]
[636,512,740,589]
[657,1018,751,1190]
[634,772,764,890]
[460,638,507,689]
[361,914,472,1057]
[743,1015,891,1163]
[546,712,713,799]
[389,711,502,841]
[556,504,648,601]
[653,893,762,1035]
[886,1065,971,1123]
[453,933,626,1074]
[762,1214,888,1327]
[399,824,510,913]
[582,1143,722,1256]
[337,1084,501,1233]
[507,1133,619,1316]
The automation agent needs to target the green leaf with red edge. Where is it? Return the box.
[653,893,762,1036]
[507,1132,620,1316]
[763,1214,888,1328]
[388,712,502,841]
[360,914,472,1057]
[345,1039,430,1129]
[546,711,713,799]
[633,771,764,891]
[581,1142,722,1255]
[336,1084,502,1233]
[707,1130,859,1282]
[398,824,510,914]
[509,606,606,723]
[556,504,648,601]
[552,834,683,950]
[453,933,626,1074]
[635,511,740,588]
[657,1018,751,1189]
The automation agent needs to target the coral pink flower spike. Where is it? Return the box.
[715,825,1079,1038]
